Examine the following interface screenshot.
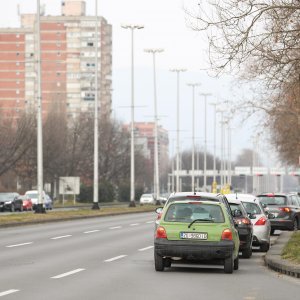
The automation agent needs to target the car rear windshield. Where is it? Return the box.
[242,202,262,215]
[164,203,225,223]
[258,196,287,206]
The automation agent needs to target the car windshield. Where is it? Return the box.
[0,194,15,201]
[258,196,287,206]
[242,202,262,215]
[164,203,224,223]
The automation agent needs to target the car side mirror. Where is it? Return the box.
[248,213,256,219]
[233,209,243,218]
[155,207,163,214]
[262,203,267,208]
[268,213,275,219]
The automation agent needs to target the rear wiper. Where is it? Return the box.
[188,218,213,228]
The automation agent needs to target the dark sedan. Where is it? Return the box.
[257,193,300,234]
[228,198,253,258]
[0,193,23,212]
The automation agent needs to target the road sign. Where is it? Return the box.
[270,168,286,175]
[235,167,251,176]
[253,167,268,175]
[59,177,80,195]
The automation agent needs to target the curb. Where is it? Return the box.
[265,231,300,279]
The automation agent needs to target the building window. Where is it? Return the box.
[16,72,20,76]
[16,34,20,38]
[57,72,61,76]
[57,52,61,56]
[16,62,20,66]
[87,42,94,47]
[16,90,20,94]
[16,52,20,56]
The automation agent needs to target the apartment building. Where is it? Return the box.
[0,0,112,121]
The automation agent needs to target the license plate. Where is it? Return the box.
[180,232,208,240]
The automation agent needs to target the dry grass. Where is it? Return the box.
[0,205,157,226]
[281,231,300,264]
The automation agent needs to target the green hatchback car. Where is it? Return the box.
[154,200,240,273]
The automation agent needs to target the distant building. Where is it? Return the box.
[0,0,112,121]
[125,122,169,176]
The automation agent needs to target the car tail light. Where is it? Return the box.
[221,229,233,240]
[156,226,167,239]
[279,207,291,213]
[255,216,267,225]
[236,218,251,225]
[266,193,274,197]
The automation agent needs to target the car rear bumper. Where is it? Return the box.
[270,219,294,231]
[252,226,270,245]
[154,238,235,260]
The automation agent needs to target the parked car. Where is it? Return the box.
[139,194,156,205]
[257,193,300,234]
[226,197,253,258]
[0,192,22,212]
[154,199,240,273]
[24,190,53,210]
[227,194,271,252]
[18,195,33,211]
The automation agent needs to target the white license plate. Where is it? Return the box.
[180,232,208,240]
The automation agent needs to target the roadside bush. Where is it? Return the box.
[79,181,115,203]
[117,182,144,202]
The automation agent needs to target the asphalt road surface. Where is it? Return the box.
[0,212,299,300]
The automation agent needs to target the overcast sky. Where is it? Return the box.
[0,0,271,163]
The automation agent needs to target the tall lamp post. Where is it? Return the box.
[92,0,100,209]
[170,68,186,192]
[121,24,144,207]
[200,93,212,192]
[35,0,45,213]
[210,102,218,191]
[187,83,201,192]
[144,48,164,201]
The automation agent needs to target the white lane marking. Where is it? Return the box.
[109,226,122,230]
[51,235,72,240]
[146,221,154,224]
[0,290,19,297]
[6,242,33,248]
[130,223,140,226]
[51,268,85,279]
[104,255,127,262]
[138,246,154,252]
[83,230,100,234]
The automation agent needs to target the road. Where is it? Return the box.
[0,212,299,300]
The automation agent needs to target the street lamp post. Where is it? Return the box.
[35,0,45,213]
[170,68,186,192]
[92,0,100,210]
[144,48,164,201]
[210,102,218,190]
[200,93,212,192]
[187,83,201,192]
[121,24,144,207]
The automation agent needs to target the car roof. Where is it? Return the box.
[226,193,257,201]
[168,192,222,200]
[226,198,242,204]
[167,200,222,206]
[257,193,287,197]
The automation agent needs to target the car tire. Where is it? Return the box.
[233,255,239,270]
[10,204,15,212]
[292,219,298,231]
[260,243,270,252]
[19,205,23,212]
[270,229,275,235]
[224,255,234,274]
[242,247,252,258]
[154,251,165,272]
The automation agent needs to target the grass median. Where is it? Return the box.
[0,205,158,227]
[281,231,300,264]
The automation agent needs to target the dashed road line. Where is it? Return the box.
[138,246,154,252]
[51,268,85,279]
[104,255,127,262]
[146,221,154,224]
[109,226,122,230]
[51,235,72,240]
[0,290,19,297]
[130,223,140,226]
[83,230,100,234]
[6,242,33,248]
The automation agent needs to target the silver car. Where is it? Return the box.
[226,194,271,252]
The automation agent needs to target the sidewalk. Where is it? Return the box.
[265,231,300,279]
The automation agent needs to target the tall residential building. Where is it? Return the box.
[0,0,112,121]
